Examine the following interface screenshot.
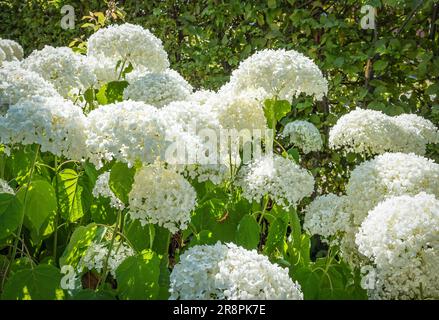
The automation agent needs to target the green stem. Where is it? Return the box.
[53,156,60,262]
[97,209,123,289]
[117,58,127,80]
[258,196,270,224]
[3,145,40,287]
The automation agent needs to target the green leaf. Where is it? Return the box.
[124,219,155,252]
[17,180,57,239]
[2,264,65,300]
[55,169,84,223]
[96,81,128,105]
[59,223,105,268]
[264,216,287,257]
[373,60,388,71]
[235,215,260,249]
[263,99,291,129]
[109,162,135,205]
[0,193,23,240]
[115,250,161,300]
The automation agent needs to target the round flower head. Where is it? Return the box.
[236,154,314,209]
[170,242,303,300]
[0,179,14,194]
[85,100,176,168]
[228,49,328,101]
[346,152,439,226]
[303,194,348,243]
[123,69,193,108]
[281,120,323,154]
[329,108,435,156]
[78,240,134,277]
[0,96,89,160]
[87,23,169,73]
[128,163,197,233]
[92,172,125,210]
[394,113,439,145]
[22,46,96,99]
[0,39,23,61]
[0,62,60,107]
[356,193,439,299]
[211,90,268,133]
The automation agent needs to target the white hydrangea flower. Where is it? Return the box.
[0,96,89,160]
[394,113,439,145]
[0,179,14,194]
[346,152,439,227]
[281,120,323,154]
[22,46,96,99]
[170,242,303,300]
[92,172,125,210]
[87,56,120,84]
[0,49,5,66]
[210,90,268,133]
[0,62,60,106]
[85,100,174,168]
[236,154,314,209]
[189,89,217,105]
[123,69,193,108]
[128,163,197,233]
[0,39,24,62]
[78,240,134,277]
[228,49,328,101]
[356,193,439,299]
[87,23,169,73]
[303,194,349,243]
[329,108,437,156]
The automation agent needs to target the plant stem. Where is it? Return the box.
[2,145,40,288]
[117,58,127,80]
[53,156,60,262]
[97,209,123,289]
[258,196,270,224]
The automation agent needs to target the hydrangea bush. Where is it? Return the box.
[0,22,438,301]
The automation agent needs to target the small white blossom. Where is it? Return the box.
[236,154,314,209]
[92,172,125,210]
[128,163,197,233]
[281,120,323,154]
[0,179,14,194]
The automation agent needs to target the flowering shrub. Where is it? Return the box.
[0,22,438,301]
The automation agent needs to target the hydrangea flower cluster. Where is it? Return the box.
[281,120,323,154]
[0,62,60,107]
[303,194,349,243]
[0,179,14,194]
[128,163,197,233]
[92,172,125,210]
[123,69,193,108]
[0,96,89,160]
[356,193,439,299]
[227,49,328,101]
[21,46,96,99]
[236,154,314,209]
[211,90,268,133]
[170,242,303,300]
[345,152,439,226]
[85,101,170,168]
[78,241,134,277]
[0,39,23,64]
[87,23,169,75]
[329,108,439,156]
